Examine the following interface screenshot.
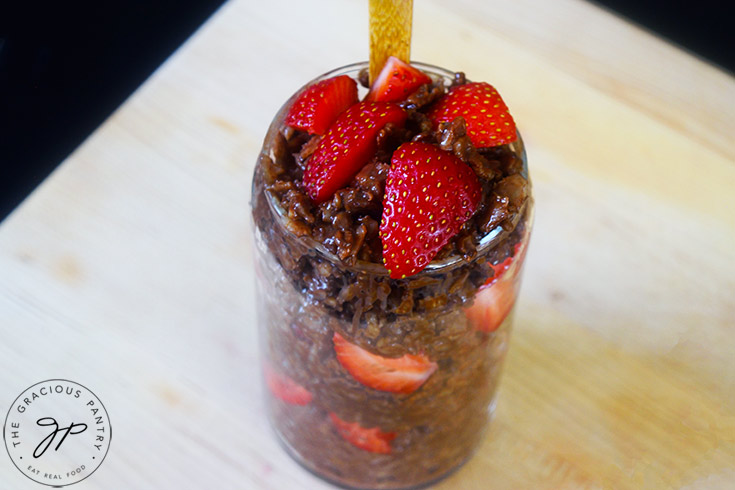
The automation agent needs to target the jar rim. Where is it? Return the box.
[257,61,529,277]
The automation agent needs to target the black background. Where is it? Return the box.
[0,1,732,222]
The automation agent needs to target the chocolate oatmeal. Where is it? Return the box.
[251,60,532,489]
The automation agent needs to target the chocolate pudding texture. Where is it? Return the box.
[251,63,531,489]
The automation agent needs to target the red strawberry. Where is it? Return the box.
[465,277,517,333]
[366,56,432,103]
[380,142,482,279]
[263,364,313,406]
[468,241,526,332]
[427,82,517,148]
[333,332,438,394]
[329,412,396,454]
[303,101,407,203]
[486,241,524,287]
[490,255,513,283]
[285,75,358,135]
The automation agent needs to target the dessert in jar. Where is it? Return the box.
[251,58,532,489]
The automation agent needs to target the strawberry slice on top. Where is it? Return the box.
[328,412,396,454]
[427,82,517,148]
[380,142,482,279]
[285,75,358,135]
[303,101,407,203]
[333,332,438,394]
[366,56,432,103]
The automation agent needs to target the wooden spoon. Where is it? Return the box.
[369,0,413,84]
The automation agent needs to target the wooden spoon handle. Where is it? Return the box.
[369,0,413,84]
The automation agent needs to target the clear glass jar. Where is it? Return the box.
[251,62,532,489]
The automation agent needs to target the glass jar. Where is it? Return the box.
[251,62,532,489]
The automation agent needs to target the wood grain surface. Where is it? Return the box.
[1,0,734,488]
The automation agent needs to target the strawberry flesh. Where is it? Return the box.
[465,276,517,333]
[285,75,358,135]
[303,101,407,203]
[468,242,526,332]
[328,412,396,454]
[366,56,432,103]
[486,242,523,287]
[263,363,313,405]
[428,82,517,148]
[333,332,438,394]
[380,142,482,279]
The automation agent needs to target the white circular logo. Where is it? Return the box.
[3,379,111,487]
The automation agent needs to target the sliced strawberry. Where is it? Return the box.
[303,101,407,203]
[427,82,517,148]
[380,142,482,279]
[263,364,313,406]
[490,255,514,283]
[366,56,432,103]
[466,277,517,333]
[468,242,526,332]
[285,75,358,135]
[329,412,396,454]
[333,332,437,394]
[485,241,524,287]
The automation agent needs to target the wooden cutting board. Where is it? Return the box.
[1,0,733,488]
